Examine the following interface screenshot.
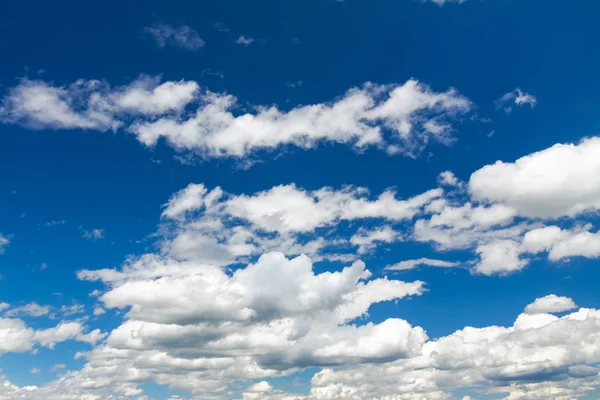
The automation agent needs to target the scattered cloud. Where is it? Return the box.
[144,24,205,51]
[0,234,9,254]
[82,229,105,241]
[385,257,459,271]
[5,302,51,318]
[30,368,40,374]
[1,77,473,161]
[235,35,255,46]
[496,88,537,113]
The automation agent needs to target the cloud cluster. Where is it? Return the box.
[1,77,472,160]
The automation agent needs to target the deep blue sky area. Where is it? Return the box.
[0,0,599,399]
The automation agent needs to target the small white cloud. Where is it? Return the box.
[525,294,578,315]
[93,307,106,316]
[247,381,273,393]
[0,234,9,254]
[45,220,66,227]
[144,24,205,51]
[496,88,537,113]
[82,229,105,241]
[235,35,255,46]
[6,302,51,317]
[437,170,461,187]
[30,368,41,374]
[386,258,459,271]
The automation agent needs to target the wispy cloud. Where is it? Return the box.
[144,24,205,51]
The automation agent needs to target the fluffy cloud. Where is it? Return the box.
[523,225,600,261]
[0,318,101,356]
[144,24,205,51]
[1,77,472,161]
[470,137,600,218]
[0,76,198,131]
[132,79,471,159]
[525,295,578,315]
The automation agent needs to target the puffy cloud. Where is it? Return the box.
[223,184,443,234]
[130,79,471,159]
[469,137,600,218]
[0,76,198,131]
[474,239,528,276]
[308,305,600,400]
[30,369,40,374]
[385,257,459,271]
[525,295,578,315]
[1,78,472,161]
[144,24,205,51]
[162,184,223,219]
[522,225,600,261]
[69,251,426,396]
[0,318,100,356]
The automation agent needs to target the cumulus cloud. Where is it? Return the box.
[0,318,101,357]
[470,137,600,218]
[0,76,198,131]
[144,24,205,51]
[523,225,600,261]
[1,77,473,161]
[525,295,578,315]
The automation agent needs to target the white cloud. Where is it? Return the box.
[0,234,9,254]
[385,257,459,271]
[0,76,197,131]
[82,229,104,240]
[144,24,205,51]
[5,302,50,318]
[93,307,106,316]
[496,88,537,113]
[130,79,471,159]
[525,295,578,315]
[247,381,273,393]
[2,78,472,161]
[0,318,100,357]
[236,35,255,46]
[50,364,66,372]
[350,226,399,254]
[470,137,600,219]
[222,184,443,234]
[523,225,600,261]
[29,369,40,375]
[437,170,461,187]
[474,239,528,276]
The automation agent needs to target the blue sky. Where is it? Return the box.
[1,0,600,399]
